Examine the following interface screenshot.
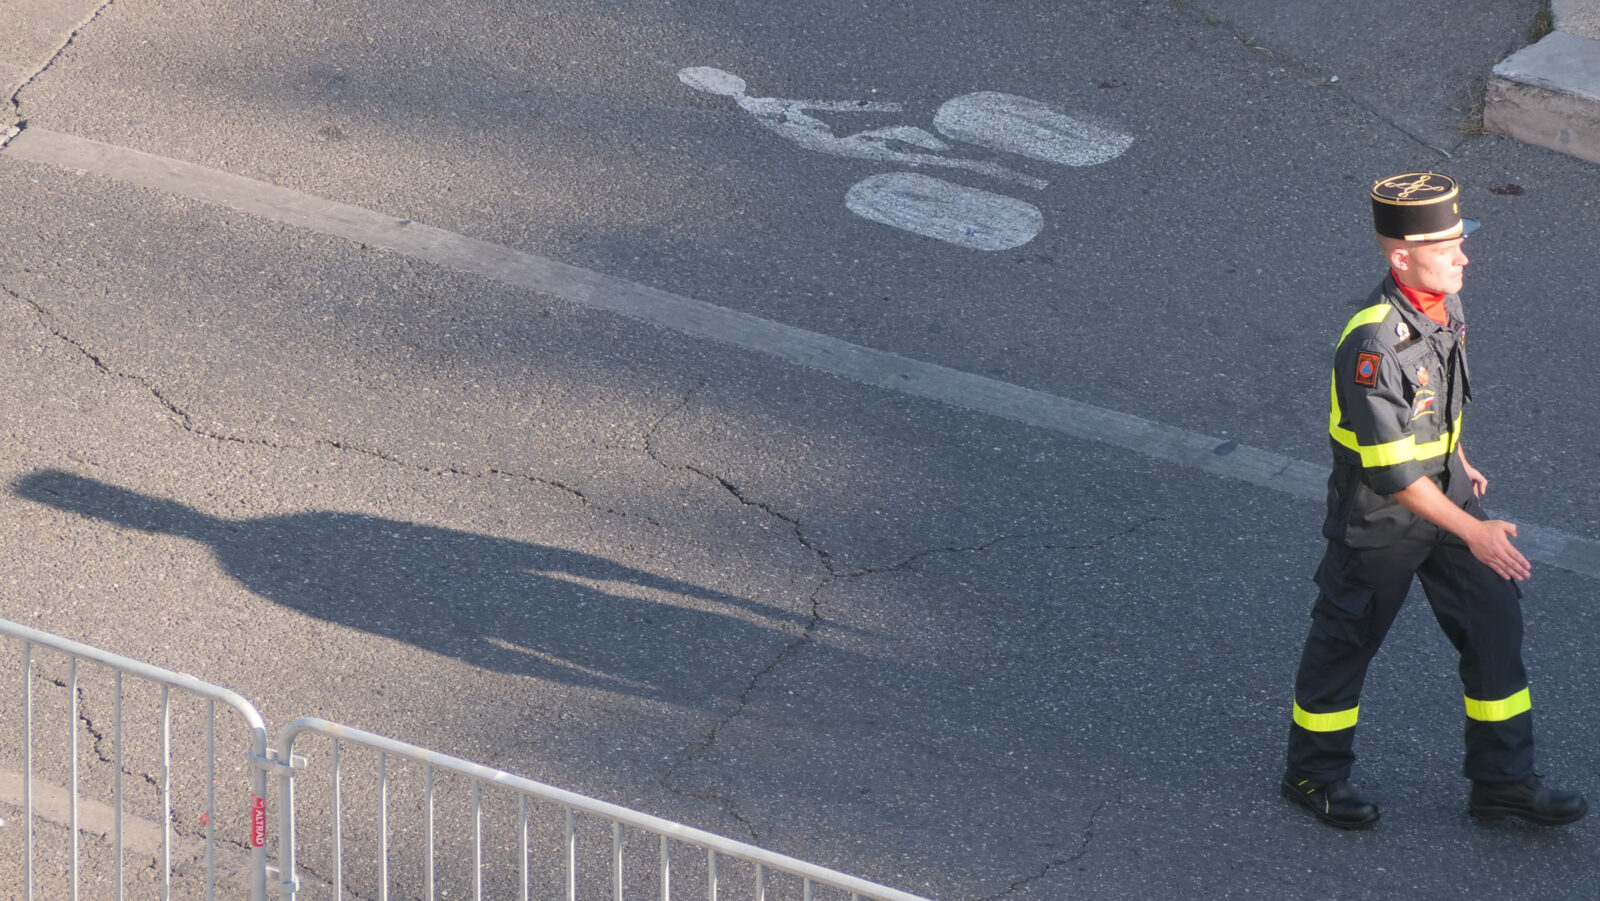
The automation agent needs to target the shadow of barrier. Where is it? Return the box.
[0,617,934,901]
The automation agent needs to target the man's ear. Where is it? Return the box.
[1387,244,1410,273]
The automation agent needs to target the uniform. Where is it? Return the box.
[1288,274,1532,782]
[1280,172,1585,829]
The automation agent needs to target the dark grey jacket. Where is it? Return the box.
[1321,274,1474,548]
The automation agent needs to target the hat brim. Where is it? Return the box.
[1407,217,1478,243]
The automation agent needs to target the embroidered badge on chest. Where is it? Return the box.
[1355,351,1382,388]
[1411,389,1437,421]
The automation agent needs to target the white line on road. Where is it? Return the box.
[0,765,259,892]
[5,126,1598,579]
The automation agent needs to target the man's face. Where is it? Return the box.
[1397,237,1469,295]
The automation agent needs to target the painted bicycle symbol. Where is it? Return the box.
[678,66,1133,251]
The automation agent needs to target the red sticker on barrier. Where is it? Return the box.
[251,796,266,848]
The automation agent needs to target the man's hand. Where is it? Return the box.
[1463,518,1531,582]
[1394,474,1531,582]
[1459,448,1488,497]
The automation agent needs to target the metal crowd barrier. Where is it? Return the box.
[0,618,934,901]
[0,617,271,901]
[275,717,933,901]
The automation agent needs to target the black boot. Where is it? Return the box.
[1281,773,1380,829]
[1468,776,1587,826]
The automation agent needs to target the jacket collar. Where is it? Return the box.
[1380,273,1453,339]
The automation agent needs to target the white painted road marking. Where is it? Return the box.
[5,126,1598,580]
[678,67,1134,250]
[933,92,1136,167]
[677,66,1045,188]
[846,172,1043,251]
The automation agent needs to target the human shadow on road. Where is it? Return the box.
[16,469,829,709]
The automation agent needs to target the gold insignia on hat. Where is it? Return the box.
[1371,172,1478,242]
[1375,173,1454,202]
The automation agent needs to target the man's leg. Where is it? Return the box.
[1417,533,1586,825]
[1286,542,1413,782]
[1283,541,1416,828]
[1417,534,1533,780]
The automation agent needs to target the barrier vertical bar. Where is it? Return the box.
[424,765,434,901]
[23,642,33,901]
[70,656,80,901]
[378,752,388,901]
[249,716,268,901]
[161,685,173,901]
[566,808,577,901]
[612,821,623,901]
[332,739,343,901]
[206,700,216,901]
[519,796,529,901]
[278,736,299,901]
[473,779,483,901]
[708,849,718,901]
[659,834,670,901]
[115,670,124,901]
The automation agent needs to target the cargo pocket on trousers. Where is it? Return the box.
[1313,545,1375,619]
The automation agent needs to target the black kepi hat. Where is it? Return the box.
[1370,172,1479,242]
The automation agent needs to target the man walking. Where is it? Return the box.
[1281,172,1586,829]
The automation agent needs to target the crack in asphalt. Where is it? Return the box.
[320,435,657,521]
[1071,798,1109,862]
[7,281,282,450]
[685,463,838,573]
[3,0,119,145]
[37,675,160,798]
[5,281,665,524]
[640,379,706,459]
[974,798,1109,901]
[1175,1,1461,158]
[658,572,828,840]
[650,400,1161,841]
[836,516,1164,581]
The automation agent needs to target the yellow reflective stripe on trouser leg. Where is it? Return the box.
[1464,687,1531,722]
[1293,700,1359,732]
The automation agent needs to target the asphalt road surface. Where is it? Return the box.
[4,1,1600,899]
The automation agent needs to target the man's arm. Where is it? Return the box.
[1458,445,1488,497]
[1392,474,1529,581]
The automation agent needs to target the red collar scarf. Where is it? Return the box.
[1391,269,1449,326]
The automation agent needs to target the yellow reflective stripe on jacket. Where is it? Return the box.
[1293,699,1359,732]
[1328,399,1463,467]
[1464,687,1531,722]
[1337,303,1393,346]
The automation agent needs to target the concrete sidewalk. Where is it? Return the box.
[1485,0,1600,163]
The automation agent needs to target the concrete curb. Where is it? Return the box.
[1484,0,1600,164]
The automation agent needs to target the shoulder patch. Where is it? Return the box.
[1354,351,1382,388]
